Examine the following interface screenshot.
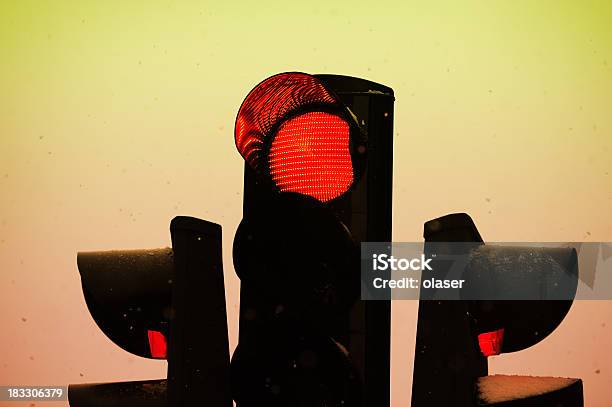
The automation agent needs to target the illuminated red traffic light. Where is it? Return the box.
[269,111,352,202]
[232,72,395,407]
[147,330,167,359]
[478,328,504,357]
[235,72,362,203]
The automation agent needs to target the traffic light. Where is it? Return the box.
[69,216,231,407]
[231,72,394,407]
[411,213,583,407]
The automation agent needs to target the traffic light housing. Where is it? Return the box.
[411,213,583,407]
[70,217,231,407]
[231,72,394,407]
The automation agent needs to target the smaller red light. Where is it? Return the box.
[478,328,505,357]
[147,330,167,359]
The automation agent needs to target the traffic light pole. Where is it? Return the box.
[168,217,231,407]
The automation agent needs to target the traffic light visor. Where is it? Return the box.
[77,248,173,359]
[235,72,359,202]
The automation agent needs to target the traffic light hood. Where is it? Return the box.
[77,248,174,358]
[234,72,367,203]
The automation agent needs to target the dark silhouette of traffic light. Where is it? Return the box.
[230,72,394,407]
[412,213,583,407]
[69,216,231,407]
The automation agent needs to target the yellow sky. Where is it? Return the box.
[1,1,611,406]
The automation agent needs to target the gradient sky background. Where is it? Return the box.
[1,1,611,406]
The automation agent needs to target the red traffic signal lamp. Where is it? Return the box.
[231,72,394,406]
[69,217,232,407]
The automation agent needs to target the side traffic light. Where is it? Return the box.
[69,217,231,407]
